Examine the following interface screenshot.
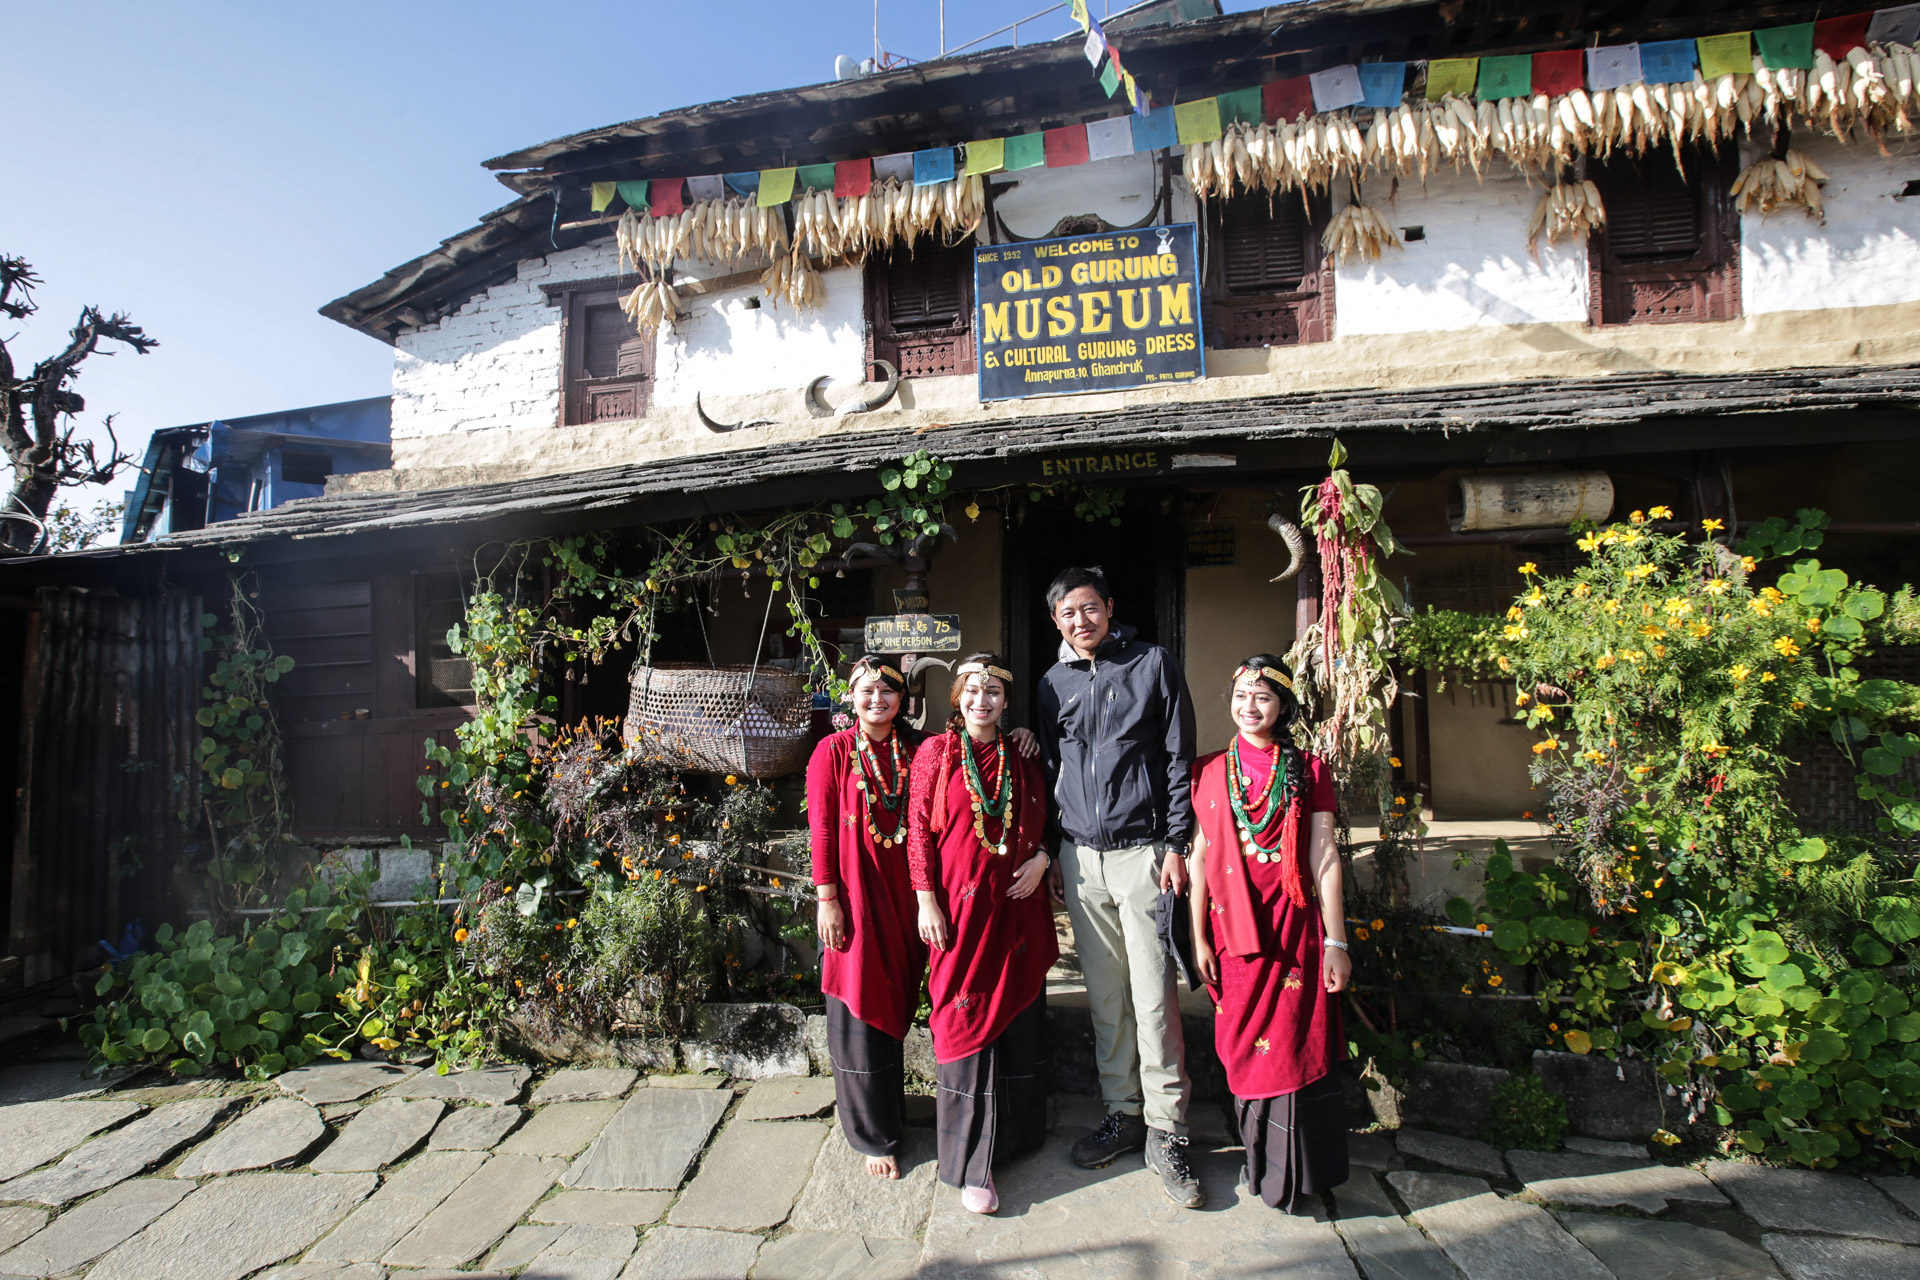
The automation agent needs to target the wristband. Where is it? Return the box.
[1324,939,1349,952]
[816,886,838,901]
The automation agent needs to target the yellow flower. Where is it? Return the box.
[1576,534,1601,553]
[1503,625,1529,640]
[1652,644,1667,659]
[1703,578,1729,595]
[1688,621,1711,638]
[1524,588,1545,607]
[964,501,981,521]
[1629,564,1656,580]
[1792,698,1806,709]
[1596,653,1616,669]
[1807,617,1822,633]
[1532,739,1561,754]
[1582,750,1606,764]
[1630,510,1647,525]
[1619,529,1643,546]
[1572,582,1592,598]
[1701,518,1725,532]
[1647,505,1673,519]
[1622,649,1644,663]
[725,774,739,785]
[1663,597,1690,615]
[1371,918,1385,930]
[1355,926,1371,941]
[1506,606,1524,621]
[1389,757,1403,768]
[1496,655,1511,672]
[1764,587,1786,602]
[1729,665,1750,682]
[1515,691,1531,706]
[566,918,578,929]
[1740,556,1757,572]
[1488,974,1504,988]
[1602,599,1620,614]
[1475,923,1489,932]
[1761,672,1776,683]
[1536,706,1555,722]
[1774,636,1802,659]
[1519,561,1539,575]
[454,928,469,943]
[1749,598,1774,617]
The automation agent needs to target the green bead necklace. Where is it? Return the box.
[960,730,1013,856]
[1227,737,1289,864]
[852,730,906,847]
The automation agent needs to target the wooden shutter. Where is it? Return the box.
[1589,148,1740,325]
[867,242,975,377]
[543,279,656,425]
[1206,194,1333,349]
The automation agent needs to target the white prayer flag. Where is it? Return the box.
[1586,43,1643,92]
[1309,64,1365,113]
[1868,5,1920,47]
[1084,28,1106,69]
[1085,115,1135,163]
[872,152,916,183]
[684,175,726,202]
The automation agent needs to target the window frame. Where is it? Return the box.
[864,241,977,379]
[1587,145,1741,327]
[1203,191,1335,350]
[541,276,657,426]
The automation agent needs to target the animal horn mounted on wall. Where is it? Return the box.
[1268,512,1307,582]
[695,393,777,433]
[806,358,899,418]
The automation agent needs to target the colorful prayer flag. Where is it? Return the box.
[796,164,836,192]
[757,167,796,207]
[1531,49,1584,97]
[590,182,617,213]
[686,175,726,202]
[1217,86,1262,127]
[1868,5,1920,47]
[1004,132,1046,171]
[1130,105,1178,152]
[1696,32,1752,80]
[912,148,956,187]
[1130,73,1151,116]
[1263,76,1314,123]
[1423,58,1479,100]
[1585,44,1643,92]
[964,138,1006,176]
[651,178,685,217]
[1754,24,1814,69]
[1099,57,1122,97]
[1357,62,1407,109]
[1309,64,1365,112]
[724,172,761,196]
[1045,124,1091,167]
[1086,115,1135,162]
[615,180,649,211]
[873,153,916,184]
[1174,97,1223,145]
[1084,27,1106,69]
[1070,0,1091,31]
[1814,12,1874,60]
[1475,54,1532,100]
[833,159,872,198]
[1638,39,1697,84]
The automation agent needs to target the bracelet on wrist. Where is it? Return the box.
[1324,939,1349,952]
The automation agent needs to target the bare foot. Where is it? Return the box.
[865,1154,899,1179]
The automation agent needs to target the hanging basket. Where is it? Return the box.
[624,663,812,779]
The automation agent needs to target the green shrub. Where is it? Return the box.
[1481,1075,1570,1153]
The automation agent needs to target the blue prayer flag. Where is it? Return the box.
[1357,63,1408,109]
[1129,105,1178,152]
[724,171,761,196]
[912,147,957,187]
[1637,39,1697,85]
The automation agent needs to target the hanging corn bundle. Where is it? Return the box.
[1527,177,1606,253]
[618,279,681,334]
[1730,149,1830,221]
[1320,197,1402,264]
[760,245,826,310]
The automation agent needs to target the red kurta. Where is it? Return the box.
[906,732,1058,1064]
[1195,741,1342,1100]
[807,728,925,1041]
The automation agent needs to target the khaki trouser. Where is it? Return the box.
[1059,838,1191,1134]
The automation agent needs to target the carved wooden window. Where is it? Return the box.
[867,242,975,378]
[1588,147,1740,326]
[545,278,655,425]
[1205,193,1333,349]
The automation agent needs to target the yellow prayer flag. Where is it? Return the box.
[964,137,1006,176]
[1070,0,1091,32]
[1696,32,1752,80]
[590,182,617,213]
[756,167,797,207]
[1424,57,1479,100]
[1173,97,1223,146]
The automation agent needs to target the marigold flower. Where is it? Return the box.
[1355,927,1370,941]
[1532,739,1561,754]
[1630,510,1647,525]
[454,928,469,943]
[1507,606,1524,621]
[1761,672,1776,683]
[1572,582,1592,598]
[1663,597,1689,615]
[1519,561,1539,575]
[1703,578,1729,595]
[1688,622,1711,639]
[1701,517,1724,532]
[1522,810,1534,819]
[1372,918,1385,930]
[1503,625,1528,640]
[1515,691,1531,706]
[1729,665,1750,682]
[1740,556,1757,572]
[1806,617,1822,633]
[1774,637,1802,659]
[566,918,577,929]
[1524,588,1544,607]
[1629,564,1656,580]
[1649,505,1674,520]
[1475,923,1489,932]
[1496,656,1511,671]
[725,774,739,785]
[1389,757,1403,768]
[1488,975,1504,988]
[1595,654,1616,670]
[1602,599,1621,614]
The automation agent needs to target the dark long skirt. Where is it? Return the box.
[1236,1073,1348,1212]
[934,993,1049,1189]
[827,994,905,1159]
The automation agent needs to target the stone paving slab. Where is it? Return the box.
[307,1149,487,1263]
[646,1073,729,1089]
[529,1190,672,1226]
[0,1098,235,1204]
[0,1060,121,1104]
[736,1076,837,1121]
[0,1210,44,1255]
[563,1088,731,1192]
[0,1177,192,1277]
[1764,1232,1920,1280]
[522,1222,637,1280]
[1705,1163,1920,1244]
[387,1065,529,1106]
[488,1223,566,1271]
[1507,1148,1728,1213]
[258,1264,387,1280]
[1330,1171,1458,1280]
[0,1099,144,1181]
[1395,1128,1508,1180]
[1564,1136,1649,1159]
[617,1225,761,1280]
[311,1097,445,1172]
[668,1118,828,1231]
[428,1103,523,1150]
[531,1069,638,1104]
[276,1061,420,1105]
[789,1124,938,1241]
[1560,1211,1782,1280]
[384,1152,565,1268]
[1389,1171,1612,1280]
[754,1231,920,1280]
[500,1100,622,1158]
[1871,1175,1920,1217]
[175,1098,326,1178]
[87,1170,377,1280]
[1348,1131,1402,1170]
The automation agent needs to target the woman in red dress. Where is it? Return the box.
[808,655,925,1179]
[907,652,1057,1215]
[1188,654,1350,1212]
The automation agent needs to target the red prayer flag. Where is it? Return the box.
[1262,77,1314,124]
[1044,124,1090,167]
[833,159,872,198]
[650,178,684,217]
[1531,49,1585,97]
[1814,13,1873,60]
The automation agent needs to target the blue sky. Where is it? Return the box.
[2,2,1269,502]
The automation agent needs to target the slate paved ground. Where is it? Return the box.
[1,1055,1919,1278]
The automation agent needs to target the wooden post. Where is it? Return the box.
[1294,542,1322,640]
[900,536,934,727]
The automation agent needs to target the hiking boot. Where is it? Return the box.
[1145,1127,1205,1208]
[1070,1110,1148,1168]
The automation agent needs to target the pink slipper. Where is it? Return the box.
[960,1178,999,1214]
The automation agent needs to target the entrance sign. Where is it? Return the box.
[974,223,1206,401]
[865,613,963,654]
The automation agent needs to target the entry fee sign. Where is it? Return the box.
[864,613,964,654]
[974,223,1206,402]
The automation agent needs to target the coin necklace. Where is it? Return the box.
[1227,737,1288,863]
[960,730,1013,856]
[852,730,906,847]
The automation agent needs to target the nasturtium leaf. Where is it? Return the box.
[1781,838,1827,863]
[1763,963,1805,993]
[1871,897,1920,945]
[1744,932,1789,966]
[1853,933,1895,966]
[1492,920,1530,951]
[1800,1028,1847,1064]
[1445,897,1475,926]
[1563,1029,1593,1054]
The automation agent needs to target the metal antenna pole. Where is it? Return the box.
[874,0,880,61]
[940,0,946,54]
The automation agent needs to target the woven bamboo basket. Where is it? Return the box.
[624,663,812,778]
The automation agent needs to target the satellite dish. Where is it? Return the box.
[834,54,860,80]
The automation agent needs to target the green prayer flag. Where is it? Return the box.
[1697,31,1753,80]
[1099,57,1121,97]
[1755,23,1813,70]
[614,180,649,211]
[590,181,617,213]
[1174,97,1224,145]
[1217,87,1262,127]
[1004,132,1046,171]
[757,167,797,207]
[965,138,1006,176]
[1425,57,1479,100]
[1475,54,1532,101]
[796,164,836,192]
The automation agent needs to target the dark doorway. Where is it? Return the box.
[1003,496,1183,728]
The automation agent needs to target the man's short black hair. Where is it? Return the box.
[1046,566,1111,613]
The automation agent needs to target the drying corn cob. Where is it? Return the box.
[1527,178,1606,253]
[618,279,680,333]
[1320,200,1402,263]
[1729,149,1830,221]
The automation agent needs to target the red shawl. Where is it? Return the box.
[806,728,924,1040]
[1193,744,1335,960]
[907,732,1057,1064]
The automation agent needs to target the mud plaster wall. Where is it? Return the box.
[1181,491,1301,750]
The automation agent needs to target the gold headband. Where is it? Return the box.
[848,661,903,686]
[1237,664,1294,691]
[957,662,1013,682]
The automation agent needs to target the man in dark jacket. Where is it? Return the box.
[1037,566,1202,1208]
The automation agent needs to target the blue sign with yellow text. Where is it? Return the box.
[974,222,1205,402]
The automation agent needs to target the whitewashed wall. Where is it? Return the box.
[1740,135,1920,314]
[653,267,866,405]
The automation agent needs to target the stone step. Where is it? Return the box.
[1506,1148,1727,1214]
[1389,1171,1611,1280]
[1706,1163,1920,1245]
[87,1171,377,1280]
[562,1089,731,1192]
[1560,1212,1783,1280]
[0,1098,236,1205]
[306,1149,486,1264]
[1331,1171,1458,1280]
